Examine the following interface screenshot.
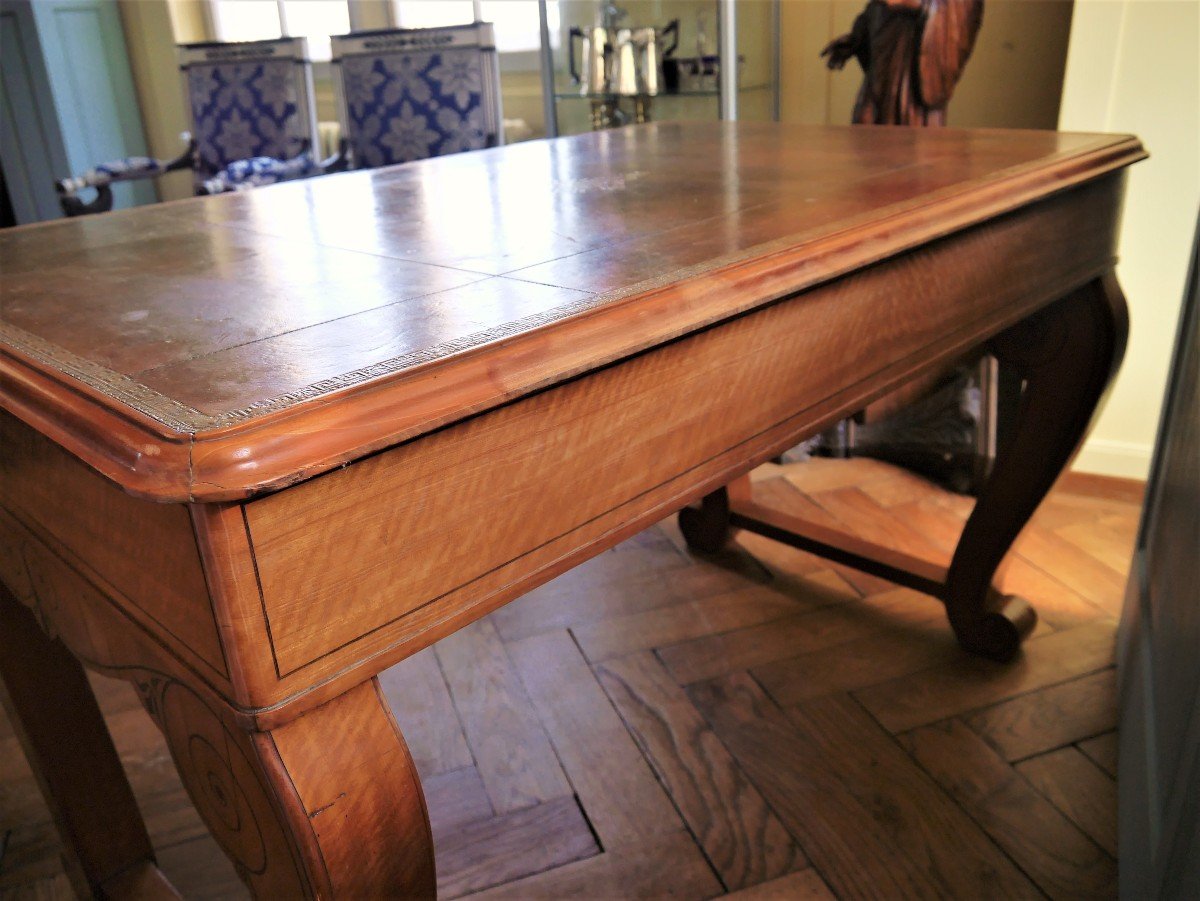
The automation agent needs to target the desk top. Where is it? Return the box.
[0,123,1144,501]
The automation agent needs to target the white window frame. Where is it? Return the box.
[208,0,351,61]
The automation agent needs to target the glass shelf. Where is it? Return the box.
[553,83,772,100]
[538,1,781,137]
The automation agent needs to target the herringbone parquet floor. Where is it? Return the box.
[0,458,1136,899]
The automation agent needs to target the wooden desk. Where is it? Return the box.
[0,124,1143,898]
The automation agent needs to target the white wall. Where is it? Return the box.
[1059,0,1200,479]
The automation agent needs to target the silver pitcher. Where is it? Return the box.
[611,19,680,97]
[569,25,613,96]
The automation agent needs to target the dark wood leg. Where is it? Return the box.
[0,582,159,899]
[678,276,1128,662]
[944,275,1128,657]
[678,482,734,553]
[136,674,436,899]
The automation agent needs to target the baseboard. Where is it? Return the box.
[1072,438,1153,482]
[1057,469,1147,505]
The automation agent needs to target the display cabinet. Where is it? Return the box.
[537,0,780,137]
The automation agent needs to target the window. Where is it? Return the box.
[482,1,558,53]
[281,1,350,60]
[209,1,558,62]
[392,1,559,52]
[209,0,350,61]
[393,1,474,29]
[210,0,282,44]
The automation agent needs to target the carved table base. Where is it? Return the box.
[680,275,1128,661]
[0,574,435,901]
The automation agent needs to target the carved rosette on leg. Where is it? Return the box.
[137,676,436,899]
[134,677,319,898]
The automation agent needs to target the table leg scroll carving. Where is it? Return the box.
[1,555,434,900]
[0,582,160,900]
[945,274,1128,658]
[136,676,436,899]
[678,276,1128,662]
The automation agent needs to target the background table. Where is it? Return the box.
[0,123,1143,898]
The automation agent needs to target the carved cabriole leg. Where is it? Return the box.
[135,675,436,899]
[678,276,1127,662]
[944,274,1129,657]
[0,512,435,898]
[0,582,160,899]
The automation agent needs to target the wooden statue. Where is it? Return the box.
[818,0,989,491]
[821,0,984,125]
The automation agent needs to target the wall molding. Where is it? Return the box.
[1073,437,1153,481]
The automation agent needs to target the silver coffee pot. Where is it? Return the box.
[569,15,679,98]
[612,22,679,97]
[568,24,614,96]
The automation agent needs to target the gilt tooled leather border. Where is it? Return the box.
[0,286,617,435]
[0,322,210,432]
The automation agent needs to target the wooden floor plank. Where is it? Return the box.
[657,584,941,686]
[997,554,1113,631]
[753,626,961,707]
[155,835,247,901]
[507,630,684,848]
[378,646,473,777]
[1077,731,1119,779]
[1012,524,1128,615]
[0,872,75,901]
[424,767,494,842]
[891,495,1111,630]
[0,820,62,892]
[733,530,839,580]
[856,464,943,509]
[965,668,1117,761]
[438,797,600,900]
[752,478,897,596]
[466,830,722,900]
[785,694,1036,898]
[87,672,145,719]
[903,719,1116,900]
[1095,508,1141,539]
[781,457,909,494]
[724,556,861,612]
[1016,747,1118,857]
[435,620,571,813]
[596,652,805,891]
[571,584,812,663]
[1036,487,1140,530]
[722,867,836,900]
[688,674,1030,900]
[1056,520,1137,581]
[809,485,952,564]
[490,555,749,644]
[854,620,1118,733]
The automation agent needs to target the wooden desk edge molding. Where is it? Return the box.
[0,131,1144,504]
[0,124,1145,899]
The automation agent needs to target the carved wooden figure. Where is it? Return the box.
[822,0,984,125]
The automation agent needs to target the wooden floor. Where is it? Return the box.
[0,458,1137,900]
